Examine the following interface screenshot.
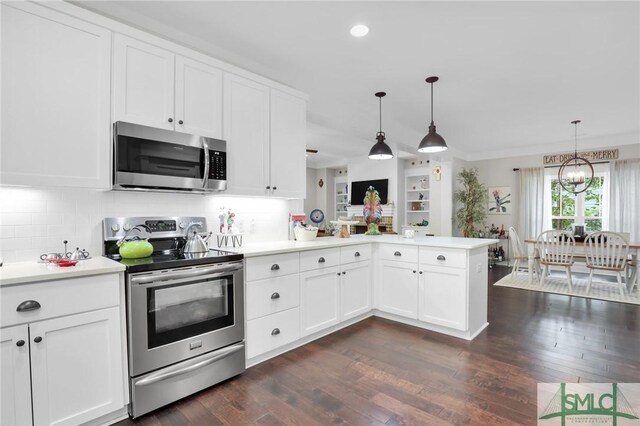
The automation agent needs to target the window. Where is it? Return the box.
[545,165,609,232]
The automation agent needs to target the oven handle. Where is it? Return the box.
[202,138,210,189]
[134,342,244,387]
[131,263,242,286]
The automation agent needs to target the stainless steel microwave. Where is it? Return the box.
[113,121,226,193]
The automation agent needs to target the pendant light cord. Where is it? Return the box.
[379,96,383,134]
[430,82,434,123]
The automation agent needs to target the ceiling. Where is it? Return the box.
[75,1,640,168]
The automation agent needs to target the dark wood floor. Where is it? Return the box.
[119,266,639,425]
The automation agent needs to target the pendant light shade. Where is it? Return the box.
[418,76,448,153]
[368,92,394,160]
[558,120,594,194]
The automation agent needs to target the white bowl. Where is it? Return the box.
[294,227,318,241]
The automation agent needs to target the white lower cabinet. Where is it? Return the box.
[418,266,467,331]
[378,260,419,319]
[246,308,300,359]
[340,262,371,321]
[0,325,32,426]
[29,307,125,426]
[0,273,126,426]
[300,266,341,336]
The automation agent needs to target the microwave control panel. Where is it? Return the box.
[209,151,226,180]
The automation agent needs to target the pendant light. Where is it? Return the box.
[368,92,394,160]
[418,76,448,153]
[558,120,594,194]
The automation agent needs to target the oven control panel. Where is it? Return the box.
[209,151,226,181]
[102,216,208,241]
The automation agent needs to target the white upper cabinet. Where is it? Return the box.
[223,73,271,195]
[269,89,307,198]
[223,74,307,198]
[113,34,175,130]
[114,35,223,138]
[1,2,111,188]
[174,56,222,138]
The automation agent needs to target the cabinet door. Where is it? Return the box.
[269,89,307,198]
[300,266,340,336]
[340,262,372,321]
[113,34,175,129]
[30,307,125,426]
[223,73,270,196]
[419,266,467,331]
[1,2,111,188]
[175,56,222,138]
[0,325,32,426]
[378,261,418,319]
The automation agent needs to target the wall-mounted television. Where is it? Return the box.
[350,179,388,205]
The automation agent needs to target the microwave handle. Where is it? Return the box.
[202,139,210,189]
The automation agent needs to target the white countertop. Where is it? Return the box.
[228,235,499,257]
[0,257,126,286]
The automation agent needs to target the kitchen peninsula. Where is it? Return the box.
[233,235,497,366]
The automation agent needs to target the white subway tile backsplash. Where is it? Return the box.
[1,186,294,264]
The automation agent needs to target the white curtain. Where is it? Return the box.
[517,167,545,241]
[610,159,640,242]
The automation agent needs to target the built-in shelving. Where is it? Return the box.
[404,169,430,228]
[335,176,349,219]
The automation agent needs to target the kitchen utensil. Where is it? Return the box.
[40,252,65,261]
[117,225,154,259]
[66,247,90,260]
[183,223,212,253]
[294,224,318,241]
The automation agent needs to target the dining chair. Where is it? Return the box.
[585,231,629,296]
[508,227,540,279]
[536,231,575,290]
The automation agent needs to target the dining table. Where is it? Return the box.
[524,239,640,291]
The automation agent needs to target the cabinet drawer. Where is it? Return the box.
[378,244,418,263]
[1,273,121,328]
[246,275,299,320]
[246,253,299,281]
[300,248,340,272]
[246,307,300,359]
[340,244,371,264]
[419,247,467,269]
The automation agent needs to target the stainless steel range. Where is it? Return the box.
[103,216,245,418]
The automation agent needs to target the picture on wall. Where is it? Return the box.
[488,186,511,214]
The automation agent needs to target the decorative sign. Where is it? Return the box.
[543,149,618,165]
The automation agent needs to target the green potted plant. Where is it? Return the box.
[454,168,488,238]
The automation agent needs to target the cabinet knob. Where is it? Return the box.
[342,271,346,275]
[16,340,25,347]
[419,271,423,274]
[437,255,446,261]
[266,186,271,190]
[178,119,184,125]
[33,336,43,343]
[413,270,417,274]
[318,257,325,263]
[16,300,41,312]
[271,328,280,336]
[354,252,361,257]
[271,264,280,271]
[273,186,277,191]
[337,273,341,276]
[168,118,173,123]
[271,292,280,300]
[394,251,402,256]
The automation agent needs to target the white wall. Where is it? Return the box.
[468,144,640,234]
[0,187,296,263]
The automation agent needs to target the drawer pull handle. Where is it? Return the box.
[437,255,446,261]
[318,257,325,263]
[16,340,25,347]
[271,328,280,336]
[271,292,280,300]
[394,251,402,256]
[354,252,361,257]
[33,336,43,343]
[271,264,280,271]
[17,300,41,312]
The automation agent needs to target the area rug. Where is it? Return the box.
[493,272,640,305]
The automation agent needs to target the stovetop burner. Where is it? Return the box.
[102,216,243,273]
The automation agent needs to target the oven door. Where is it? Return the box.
[114,121,226,192]
[127,261,244,377]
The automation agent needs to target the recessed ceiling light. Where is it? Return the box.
[350,24,369,37]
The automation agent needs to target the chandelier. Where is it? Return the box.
[558,120,594,194]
